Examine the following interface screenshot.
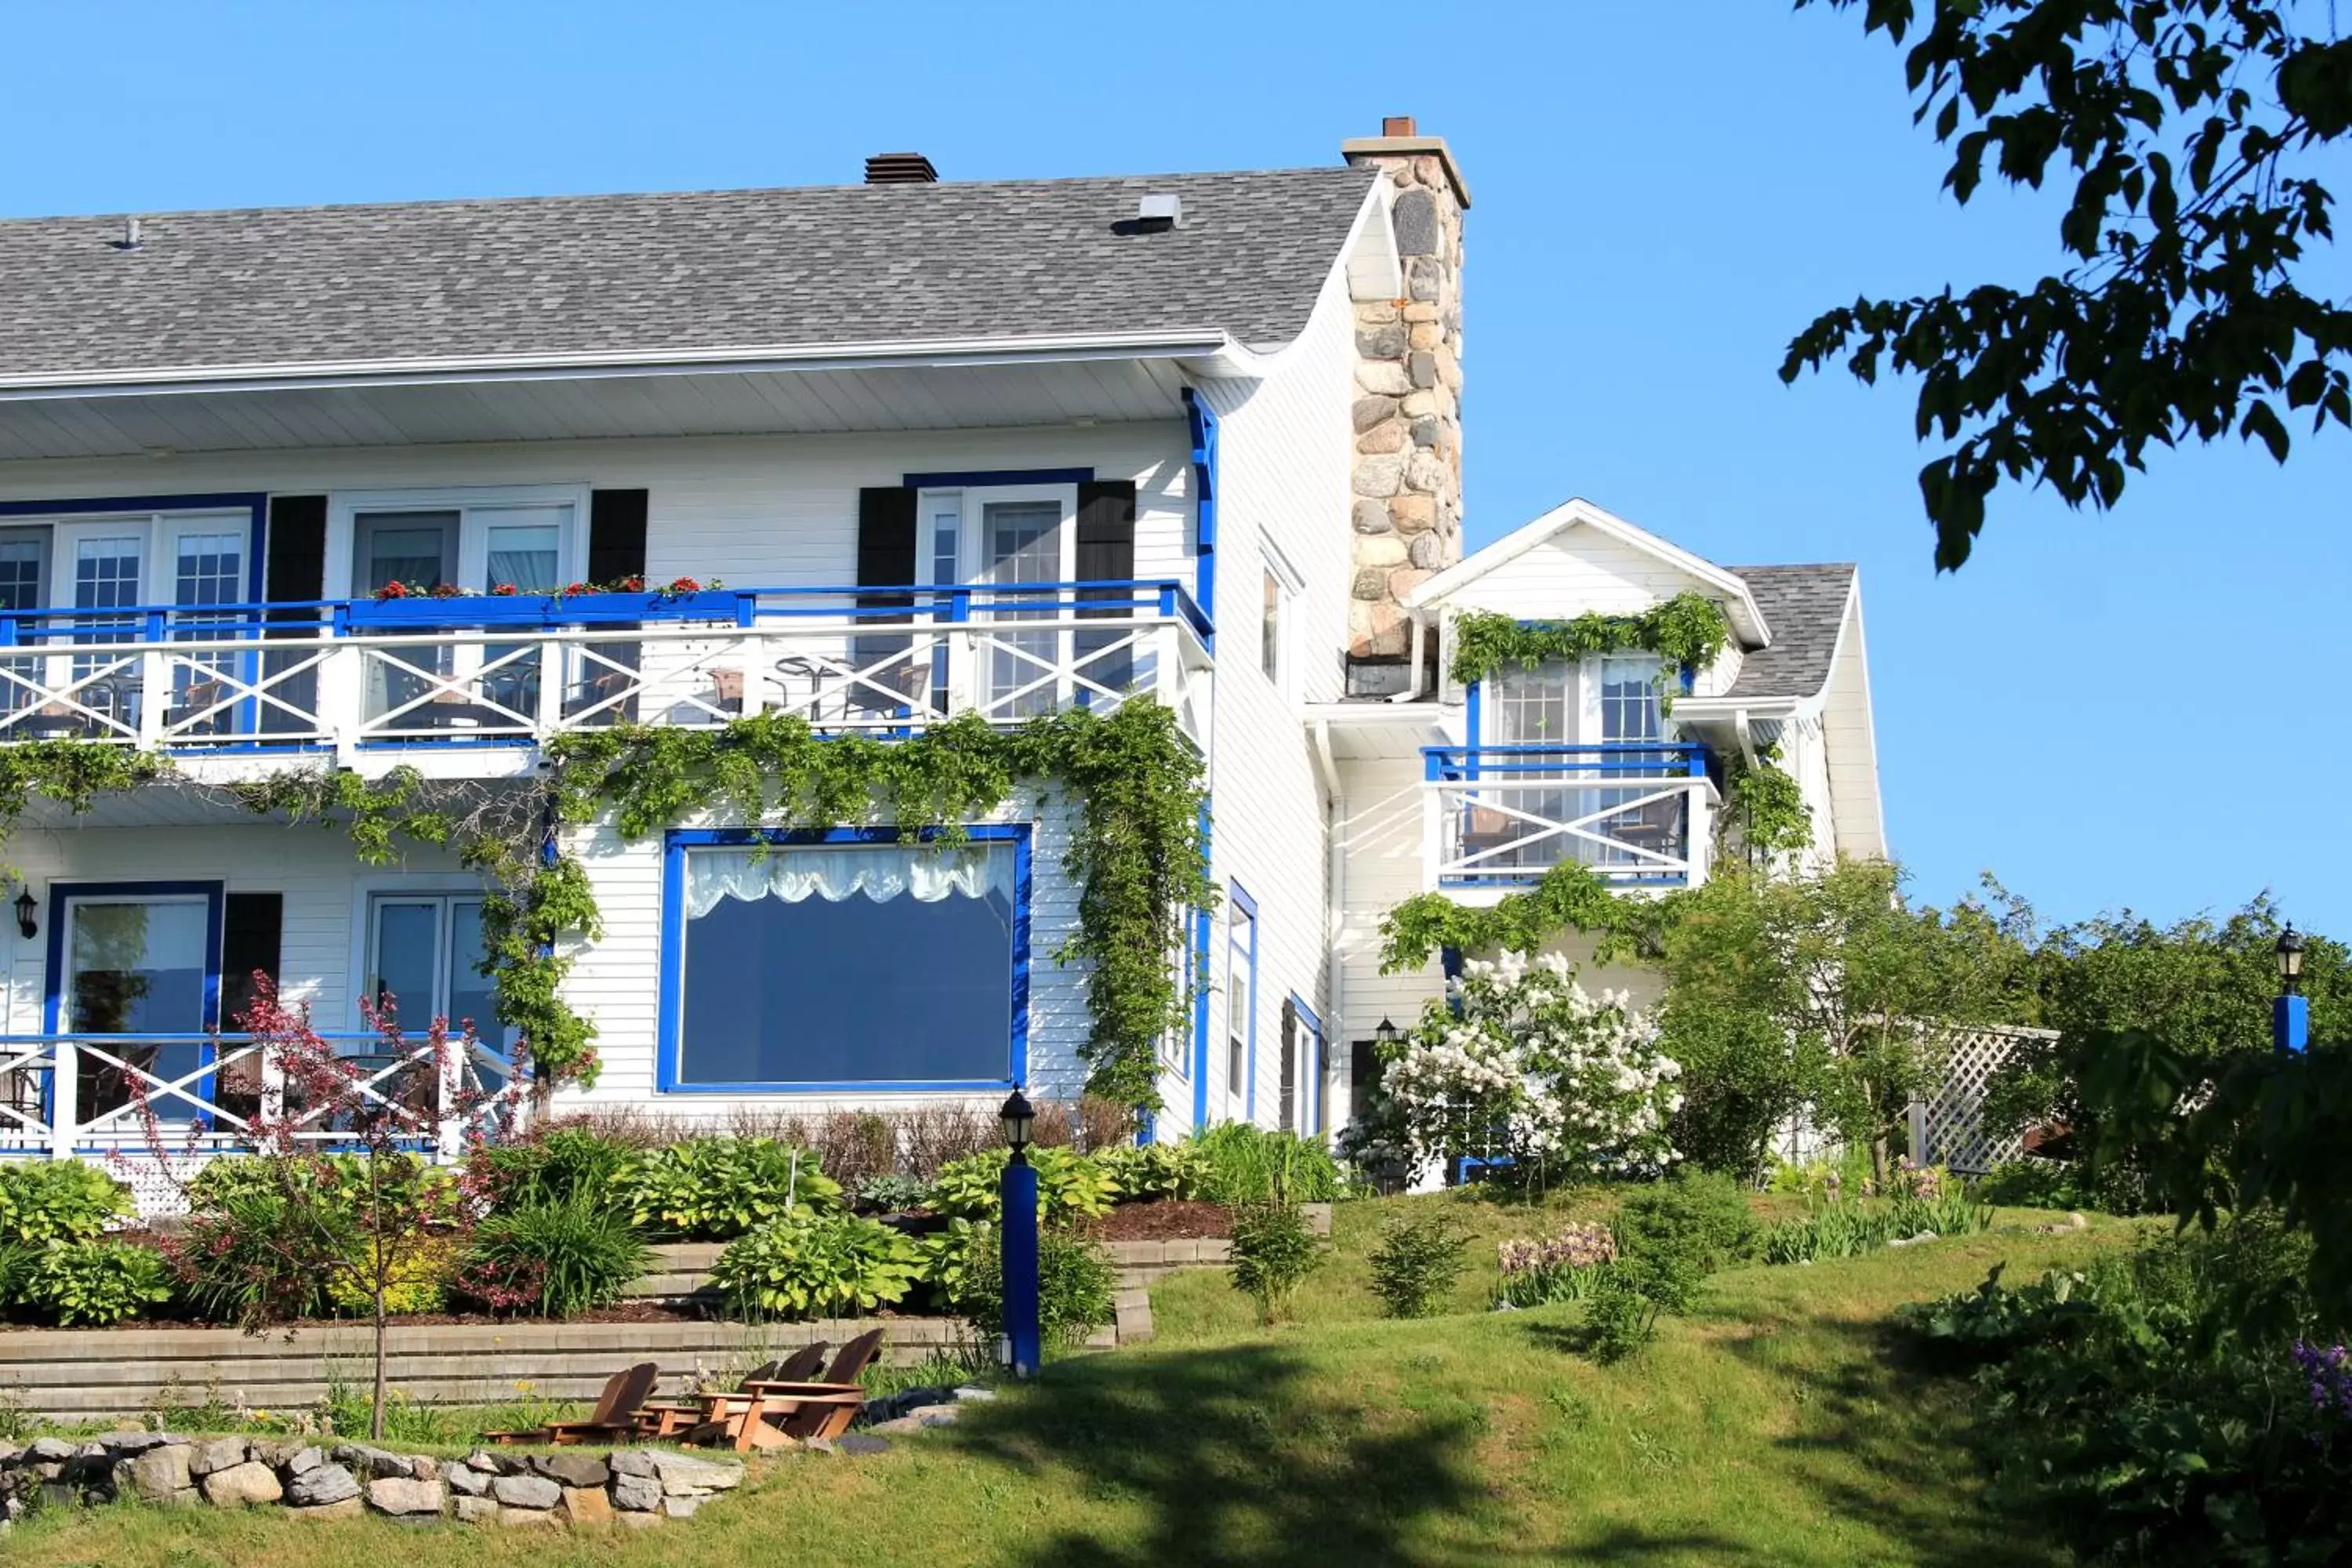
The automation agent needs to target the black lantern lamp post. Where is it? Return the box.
[996,1086,1042,1376]
[2275,925,2310,1053]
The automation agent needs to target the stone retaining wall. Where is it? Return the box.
[0,1431,749,1532]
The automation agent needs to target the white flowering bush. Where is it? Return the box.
[1353,950,1681,1183]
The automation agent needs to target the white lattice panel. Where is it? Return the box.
[1917,1024,2053,1174]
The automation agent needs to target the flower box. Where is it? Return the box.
[345,589,742,630]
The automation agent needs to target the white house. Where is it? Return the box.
[0,123,1878,1198]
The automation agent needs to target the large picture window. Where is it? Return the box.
[663,830,1029,1090]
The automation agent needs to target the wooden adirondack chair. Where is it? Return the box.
[717,1327,887,1452]
[635,1343,827,1440]
[485,1361,660,1446]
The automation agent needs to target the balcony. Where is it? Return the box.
[0,581,1213,771]
[1421,742,1716,891]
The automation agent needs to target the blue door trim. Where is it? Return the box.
[1287,989,1325,1134]
[42,879,229,1127]
[656,824,1032,1094]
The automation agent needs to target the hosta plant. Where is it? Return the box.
[711,1212,924,1319]
[24,1240,172,1327]
[929,1146,1118,1224]
[1094,1140,1209,1203]
[0,1161,130,1245]
[612,1138,844,1239]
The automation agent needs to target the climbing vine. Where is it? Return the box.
[0,699,1208,1109]
[545,702,1211,1110]
[1380,863,1672,975]
[1447,593,1732,691]
[1722,745,1813,861]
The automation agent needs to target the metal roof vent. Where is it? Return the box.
[1135,192,1183,233]
[865,152,939,185]
[112,216,143,252]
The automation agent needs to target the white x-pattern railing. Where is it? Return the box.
[1421,744,1716,891]
[0,583,1214,764]
[0,1031,516,1163]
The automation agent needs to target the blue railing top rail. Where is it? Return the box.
[1423,741,1710,782]
[0,579,1214,644]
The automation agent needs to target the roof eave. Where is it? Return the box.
[0,328,1267,402]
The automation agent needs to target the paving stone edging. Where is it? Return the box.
[0,1430,749,1531]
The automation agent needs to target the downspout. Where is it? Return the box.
[1312,718,1346,1141]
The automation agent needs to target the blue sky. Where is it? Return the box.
[9,0,2347,935]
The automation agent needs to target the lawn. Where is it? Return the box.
[3,1192,2140,1567]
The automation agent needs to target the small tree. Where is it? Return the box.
[1653,860,2029,1187]
[136,975,521,1439]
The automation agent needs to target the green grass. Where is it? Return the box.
[2,1191,2142,1567]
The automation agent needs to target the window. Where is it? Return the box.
[1599,655,1664,742]
[1258,547,1300,698]
[1279,998,1323,1135]
[366,891,506,1098]
[336,488,582,596]
[1225,887,1258,1113]
[50,883,222,1125]
[665,831,1027,1089]
[913,485,1080,719]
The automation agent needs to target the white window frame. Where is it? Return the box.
[1225,896,1257,1116]
[913,483,1080,587]
[327,485,590,598]
[1258,541,1302,700]
[29,510,252,610]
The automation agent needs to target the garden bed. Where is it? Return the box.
[1079,1200,1232,1241]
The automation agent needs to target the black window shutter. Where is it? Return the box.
[263,495,327,602]
[1074,480,1138,694]
[588,488,649,585]
[219,893,284,1029]
[853,488,919,713]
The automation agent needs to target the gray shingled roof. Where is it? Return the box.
[1723,564,1854,699]
[0,167,1378,380]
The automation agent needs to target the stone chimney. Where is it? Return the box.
[1341,115,1469,681]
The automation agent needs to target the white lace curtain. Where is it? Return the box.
[684,843,1014,921]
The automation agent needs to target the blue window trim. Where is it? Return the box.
[41,879,228,1125]
[1226,880,1258,1119]
[899,468,1094,491]
[1181,388,1218,640]
[1189,804,1214,1128]
[0,492,270,603]
[656,825,1032,1094]
[1287,990,1324,1134]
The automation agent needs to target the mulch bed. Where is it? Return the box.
[0,1301,717,1334]
[1080,1200,1232,1241]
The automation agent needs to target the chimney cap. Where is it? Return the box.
[865,152,939,185]
[1340,118,1472,209]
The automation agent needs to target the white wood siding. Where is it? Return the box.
[0,423,1193,593]
[1332,755,1446,1126]
[1181,258,1357,1131]
[1820,590,1887,858]
[4,823,473,1036]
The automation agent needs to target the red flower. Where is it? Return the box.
[564,583,589,597]
[666,577,702,593]
[489,583,518,597]
[379,581,409,600]
[619,575,646,593]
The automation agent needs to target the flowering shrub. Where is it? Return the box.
[1354,950,1681,1185]
[2298,1341,2352,1421]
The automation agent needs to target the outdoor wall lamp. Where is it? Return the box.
[14,887,35,941]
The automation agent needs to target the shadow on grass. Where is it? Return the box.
[937,1342,1496,1567]
[1717,1315,2060,1568]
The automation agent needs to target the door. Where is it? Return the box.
[162,519,249,735]
[1595,655,1671,869]
[975,492,1072,717]
[472,510,566,719]
[366,893,506,1102]
[354,511,459,728]
[0,527,47,728]
[60,891,213,1125]
[1483,659,1577,872]
[53,524,147,729]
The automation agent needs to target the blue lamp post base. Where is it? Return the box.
[2276,993,2310,1054]
[999,1152,1043,1377]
